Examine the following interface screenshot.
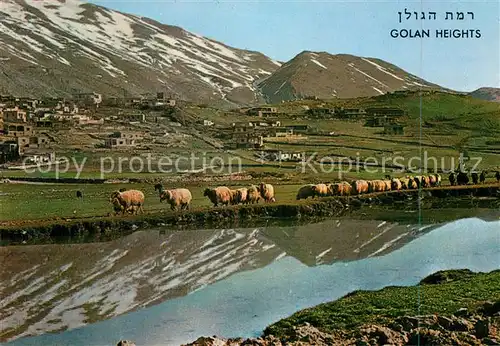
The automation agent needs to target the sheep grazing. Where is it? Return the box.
[110,199,135,216]
[204,186,232,207]
[428,175,437,187]
[296,184,316,200]
[160,188,192,211]
[382,180,392,191]
[330,182,352,196]
[399,178,410,189]
[109,190,145,215]
[232,188,248,205]
[479,171,486,184]
[352,180,369,195]
[312,183,329,197]
[247,185,261,204]
[228,189,241,205]
[391,178,402,191]
[76,190,83,199]
[413,176,422,188]
[457,171,469,185]
[153,184,163,192]
[421,175,431,188]
[449,172,456,186]
[258,182,275,202]
[434,173,442,186]
[368,180,386,193]
[471,172,479,185]
[408,177,418,189]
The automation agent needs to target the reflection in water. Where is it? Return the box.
[1,217,499,346]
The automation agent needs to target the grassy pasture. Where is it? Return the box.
[0,182,303,222]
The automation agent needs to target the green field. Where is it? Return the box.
[0,182,304,221]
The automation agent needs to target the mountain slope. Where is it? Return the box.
[0,0,281,105]
[469,87,500,102]
[0,1,449,106]
[258,51,444,103]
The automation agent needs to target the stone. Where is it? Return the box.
[408,328,442,345]
[116,341,136,346]
[450,317,474,332]
[455,307,469,317]
[482,338,500,345]
[417,314,438,327]
[475,318,492,339]
[481,301,500,316]
[388,322,404,333]
[437,315,454,329]
[397,316,419,331]
[183,336,227,346]
[360,325,406,345]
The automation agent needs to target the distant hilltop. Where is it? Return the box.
[468,88,500,103]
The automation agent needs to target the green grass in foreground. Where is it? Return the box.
[0,183,303,221]
[264,269,500,339]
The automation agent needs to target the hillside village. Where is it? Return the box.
[0,88,416,170]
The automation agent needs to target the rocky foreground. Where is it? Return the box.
[183,302,499,345]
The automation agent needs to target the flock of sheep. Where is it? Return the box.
[296,173,443,200]
[107,170,500,216]
[108,182,276,215]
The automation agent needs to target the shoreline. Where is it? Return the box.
[182,269,500,346]
[1,184,498,245]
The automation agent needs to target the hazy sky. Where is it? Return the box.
[88,0,499,92]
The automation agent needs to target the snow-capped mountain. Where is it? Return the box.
[0,0,281,105]
[0,0,446,105]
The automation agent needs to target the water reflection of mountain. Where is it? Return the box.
[0,219,437,342]
[263,219,439,266]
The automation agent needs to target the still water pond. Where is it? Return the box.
[1,216,499,346]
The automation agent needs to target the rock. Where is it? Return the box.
[292,324,335,345]
[475,318,492,339]
[360,325,407,345]
[437,315,454,329]
[388,322,404,333]
[417,314,438,327]
[183,336,227,346]
[397,316,419,331]
[355,341,370,346]
[450,317,474,332]
[116,341,136,346]
[419,269,475,285]
[482,338,500,345]
[455,307,469,317]
[240,339,264,346]
[481,301,500,316]
[408,328,442,345]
